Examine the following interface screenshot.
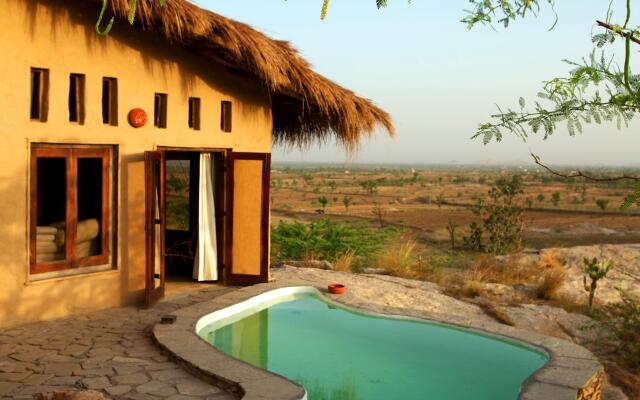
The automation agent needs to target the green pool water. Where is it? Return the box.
[199,293,547,400]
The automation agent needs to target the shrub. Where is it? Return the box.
[342,196,352,212]
[583,257,613,311]
[536,264,566,300]
[464,222,484,251]
[270,218,399,264]
[318,196,329,210]
[471,175,524,255]
[605,290,640,368]
[595,198,609,212]
[551,191,561,207]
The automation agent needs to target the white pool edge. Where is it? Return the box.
[195,286,319,334]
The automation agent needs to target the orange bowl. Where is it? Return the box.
[328,283,345,295]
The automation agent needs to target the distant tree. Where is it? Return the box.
[446,220,458,251]
[551,192,561,207]
[473,175,524,255]
[464,222,484,252]
[302,173,313,187]
[436,192,445,208]
[318,196,329,211]
[342,196,353,212]
[372,202,386,228]
[525,197,534,210]
[360,180,378,195]
[596,198,610,212]
[536,193,545,202]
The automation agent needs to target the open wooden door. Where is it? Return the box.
[144,151,166,306]
[225,152,271,286]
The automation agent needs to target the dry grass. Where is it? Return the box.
[88,0,394,151]
[535,253,567,300]
[376,240,419,279]
[333,250,356,272]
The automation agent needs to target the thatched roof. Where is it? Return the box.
[96,0,394,151]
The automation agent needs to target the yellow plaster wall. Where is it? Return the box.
[0,0,272,327]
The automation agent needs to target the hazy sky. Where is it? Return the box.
[199,1,639,166]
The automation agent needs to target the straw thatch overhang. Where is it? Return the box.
[89,0,395,151]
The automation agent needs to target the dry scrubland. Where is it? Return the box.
[269,164,640,399]
[271,165,640,248]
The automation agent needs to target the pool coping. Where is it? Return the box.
[152,281,604,400]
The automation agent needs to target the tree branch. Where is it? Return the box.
[531,153,640,182]
[596,20,640,45]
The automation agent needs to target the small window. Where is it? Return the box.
[68,74,85,124]
[221,101,232,133]
[30,68,49,122]
[154,93,168,129]
[188,97,201,131]
[102,77,118,126]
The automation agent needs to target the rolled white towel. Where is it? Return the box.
[37,241,59,254]
[37,234,56,242]
[77,239,99,258]
[36,252,65,263]
[55,219,99,247]
[37,226,57,235]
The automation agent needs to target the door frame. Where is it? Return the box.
[159,147,230,282]
[144,151,166,307]
[224,151,271,286]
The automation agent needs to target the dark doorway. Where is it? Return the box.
[164,151,226,284]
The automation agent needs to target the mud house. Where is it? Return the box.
[0,0,393,327]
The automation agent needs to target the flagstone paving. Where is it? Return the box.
[0,286,239,400]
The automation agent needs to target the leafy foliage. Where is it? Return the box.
[464,222,484,252]
[461,0,557,30]
[468,1,640,206]
[473,176,525,255]
[596,198,610,212]
[596,289,640,369]
[320,0,411,20]
[96,0,166,35]
[270,218,399,263]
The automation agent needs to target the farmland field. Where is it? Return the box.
[270,164,640,251]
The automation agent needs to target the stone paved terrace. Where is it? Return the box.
[0,285,240,400]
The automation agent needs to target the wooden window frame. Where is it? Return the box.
[68,73,86,124]
[188,97,201,131]
[30,145,113,275]
[154,93,168,129]
[102,77,118,126]
[30,68,49,122]
[221,101,232,133]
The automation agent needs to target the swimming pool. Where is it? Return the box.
[197,287,548,400]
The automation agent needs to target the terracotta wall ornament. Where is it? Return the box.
[128,108,147,128]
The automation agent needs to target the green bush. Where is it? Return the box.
[594,289,640,369]
[270,218,400,263]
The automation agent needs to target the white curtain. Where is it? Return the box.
[193,153,218,281]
